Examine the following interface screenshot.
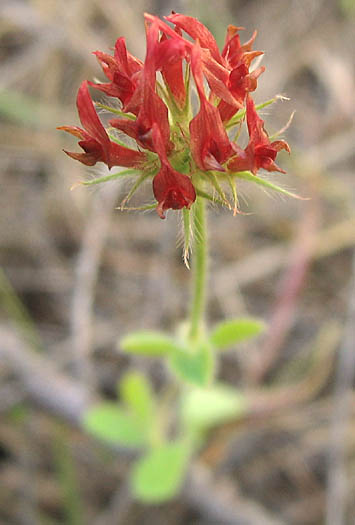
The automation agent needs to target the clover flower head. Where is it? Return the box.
[58,12,291,219]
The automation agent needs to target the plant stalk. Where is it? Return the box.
[189,196,207,341]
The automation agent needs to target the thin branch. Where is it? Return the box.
[0,326,93,424]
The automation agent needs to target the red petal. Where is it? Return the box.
[158,35,187,107]
[153,166,196,218]
[111,84,172,154]
[246,95,269,146]
[190,44,235,170]
[223,29,259,68]
[190,101,235,171]
[110,118,138,142]
[166,13,223,64]
[88,74,133,103]
[162,57,186,107]
[76,81,111,166]
[227,148,253,173]
[63,150,98,166]
[204,66,242,108]
[151,123,195,218]
[93,50,118,80]
[222,25,243,60]
[116,38,143,75]
[151,123,168,164]
[144,20,160,88]
[141,83,172,152]
[217,100,240,123]
[109,142,148,168]
[271,140,291,154]
[114,37,130,75]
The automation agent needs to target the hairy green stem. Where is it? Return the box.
[189,196,207,341]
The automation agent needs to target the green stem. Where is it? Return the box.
[189,196,207,341]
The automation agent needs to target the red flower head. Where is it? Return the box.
[57,81,148,169]
[228,95,290,174]
[59,13,292,222]
[152,124,196,219]
[189,43,235,172]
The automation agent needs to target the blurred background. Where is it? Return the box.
[1,0,355,523]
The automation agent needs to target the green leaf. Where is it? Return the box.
[210,318,266,350]
[231,171,304,200]
[120,331,179,356]
[131,441,190,503]
[119,371,155,422]
[83,403,146,447]
[169,340,214,387]
[182,385,247,429]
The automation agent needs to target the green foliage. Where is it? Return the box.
[169,340,214,387]
[83,403,146,447]
[210,318,266,350]
[181,384,247,429]
[131,441,190,503]
[120,330,180,356]
[119,371,155,423]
